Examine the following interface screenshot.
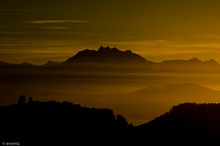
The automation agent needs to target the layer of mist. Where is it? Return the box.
[1,70,220,125]
[1,47,220,125]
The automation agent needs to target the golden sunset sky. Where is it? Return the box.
[1,0,220,64]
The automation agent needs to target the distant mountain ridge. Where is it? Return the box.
[42,60,60,67]
[65,46,149,64]
[161,57,219,65]
[135,83,215,95]
[1,46,220,73]
[1,46,219,66]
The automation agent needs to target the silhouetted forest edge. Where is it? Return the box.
[1,96,220,145]
[0,96,134,145]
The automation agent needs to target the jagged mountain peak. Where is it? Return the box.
[98,46,119,52]
[20,62,33,66]
[42,60,60,67]
[204,59,219,65]
[187,57,202,63]
[65,46,148,64]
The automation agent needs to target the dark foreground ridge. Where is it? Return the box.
[0,98,134,145]
[1,97,220,145]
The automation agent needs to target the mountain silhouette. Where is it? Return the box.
[135,103,220,144]
[20,62,35,67]
[65,46,149,64]
[0,46,220,73]
[135,83,216,95]
[0,61,37,68]
[0,46,219,69]
[204,59,219,65]
[41,60,60,67]
[154,57,220,72]
[160,57,219,65]
[132,82,220,108]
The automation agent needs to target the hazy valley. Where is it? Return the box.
[1,46,220,125]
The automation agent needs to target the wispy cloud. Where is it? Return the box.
[27,20,89,24]
[42,27,70,30]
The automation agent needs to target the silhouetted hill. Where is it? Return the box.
[0,61,38,68]
[20,62,35,67]
[0,100,133,145]
[65,46,150,64]
[204,59,219,65]
[160,57,219,65]
[41,60,60,67]
[135,83,216,96]
[135,103,220,143]
[156,57,220,72]
[132,83,220,106]
[0,61,39,77]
